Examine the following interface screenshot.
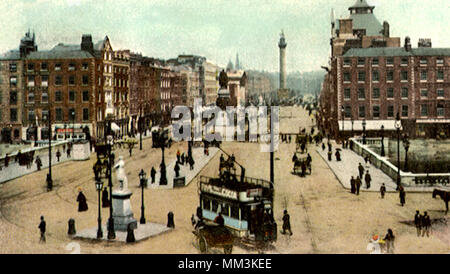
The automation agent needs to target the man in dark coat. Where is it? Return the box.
[56,150,61,162]
[174,162,180,178]
[350,176,356,194]
[102,187,110,208]
[322,143,326,151]
[77,190,88,212]
[365,171,372,189]
[292,153,298,163]
[214,212,224,226]
[380,183,386,199]
[35,156,42,171]
[421,211,431,237]
[150,167,156,184]
[282,210,293,236]
[38,216,46,243]
[335,150,341,161]
[414,210,422,237]
[358,163,364,179]
[355,176,362,195]
[189,156,195,170]
[399,186,406,206]
[327,150,332,161]
[181,153,185,165]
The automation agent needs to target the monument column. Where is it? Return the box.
[279,31,287,90]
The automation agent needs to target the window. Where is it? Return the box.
[82,75,89,85]
[387,57,394,66]
[343,58,351,66]
[387,105,394,118]
[203,197,210,211]
[55,90,62,102]
[42,92,48,103]
[83,108,89,121]
[82,90,89,101]
[55,108,63,121]
[420,89,428,98]
[372,58,379,66]
[344,88,351,100]
[372,88,380,99]
[27,63,34,71]
[358,58,365,66]
[55,63,61,71]
[10,108,17,122]
[82,63,88,70]
[41,63,48,71]
[401,71,408,81]
[343,72,351,82]
[437,70,444,81]
[373,106,380,118]
[402,105,408,117]
[387,71,394,81]
[55,75,62,85]
[358,71,365,82]
[28,92,34,103]
[69,109,75,120]
[437,104,445,117]
[420,71,428,81]
[420,58,428,65]
[28,110,35,123]
[68,63,75,71]
[41,75,48,87]
[10,76,17,87]
[359,105,365,118]
[358,87,365,99]
[27,75,35,87]
[9,63,17,73]
[42,110,49,120]
[401,57,408,65]
[344,106,351,118]
[421,104,428,116]
[437,89,444,98]
[372,70,379,82]
[401,87,408,98]
[69,90,75,102]
[437,57,444,65]
[69,75,75,85]
[10,91,17,105]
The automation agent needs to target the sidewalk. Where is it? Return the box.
[149,147,219,189]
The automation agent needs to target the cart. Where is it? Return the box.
[193,222,234,254]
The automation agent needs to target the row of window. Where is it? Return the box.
[344,104,445,118]
[27,90,90,103]
[26,108,90,122]
[344,87,445,100]
[343,69,445,83]
[343,57,445,67]
[26,62,89,72]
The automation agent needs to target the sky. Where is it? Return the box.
[0,0,449,73]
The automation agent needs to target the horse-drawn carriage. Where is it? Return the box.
[292,152,311,176]
[295,134,308,152]
[192,221,234,254]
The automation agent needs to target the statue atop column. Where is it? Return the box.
[114,156,128,192]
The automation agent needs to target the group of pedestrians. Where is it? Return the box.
[414,210,432,237]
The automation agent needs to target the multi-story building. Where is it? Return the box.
[203,61,221,106]
[247,71,272,104]
[226,68,247,107]
[113,50,130,135]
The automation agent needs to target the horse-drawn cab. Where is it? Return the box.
[192,221,234,254]
[295,134,307,151]
[292,152,311,176]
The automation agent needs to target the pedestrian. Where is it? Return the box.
[174,162,180,178]
[365,170,371,189]
[380,183,386,199]
[288,135,291,143]
[102,187,110,208]
[399,186,406,206]
[56,150,61,162]
[282,209,293,236]
[38,216,46,243]
[328,142,332,152]
[181,153,185,165]
[76,189,88,212]
[355,176,362,195]
[306,153,312,166]
[414,210,422,237]
[327,150,332,161]
[421,211,431,237]
[220,153,225,163]
[128,146,132,157]
[358,163,365,179]
[189,156,195,170]
[350,176,356,194]
[150,167,156,184]
[335,150,341,161]
[301,161,306,177]
[214,212,225,226]
[67,147,71,158]
[35,156,42,171]
[322,143,326,151]
[383,229,395,254]
[5,153,9,167]
[292,153,298,163]
[177,149,181,163]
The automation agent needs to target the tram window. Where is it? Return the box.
[202,197,210,210]
[221,204,230,217]
[231,206,239,219]
[241,207,249,221]
[212,200,219,213]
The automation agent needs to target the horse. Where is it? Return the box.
[432,188,450,214]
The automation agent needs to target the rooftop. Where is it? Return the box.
[343,47,450,57]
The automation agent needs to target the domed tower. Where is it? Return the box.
[19,30,38,58]
[278,30,287,90]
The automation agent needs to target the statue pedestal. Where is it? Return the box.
[110,190,137,231]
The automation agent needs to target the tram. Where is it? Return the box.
[196,151,277,248]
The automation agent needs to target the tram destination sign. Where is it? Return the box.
[201,184,238,200]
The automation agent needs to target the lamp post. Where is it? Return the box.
[341,106,345,140]
[43,111,53,191]
[139,169,147,224]
[351,116,354,137]
[403,134,410,172]
[394,112,402,190]
[381,125,385,157]
[71,110,75,140]
[159,131,168,185]
[362,119,367,145]
[106,120,116,239]
[95,179,103,239]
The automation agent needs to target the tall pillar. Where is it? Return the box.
[278,31,287,90]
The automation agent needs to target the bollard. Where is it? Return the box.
[68,218,76,235]
[167,211,175,228]
[126,222,136,243]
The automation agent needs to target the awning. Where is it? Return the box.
[338,120,402,131]
[111,122,120,132]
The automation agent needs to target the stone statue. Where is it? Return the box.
[114,156,128,191]
[219,69,228,89]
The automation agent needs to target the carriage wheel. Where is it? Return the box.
[224,245,233,254]
[198,235,208,253]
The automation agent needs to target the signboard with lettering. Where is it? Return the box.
[201,184,238,200]
[247,188,263,197]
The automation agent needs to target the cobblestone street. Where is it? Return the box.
[0,107,448,254]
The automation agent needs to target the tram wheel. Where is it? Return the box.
[198,236,208,253]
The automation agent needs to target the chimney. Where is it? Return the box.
[81,34,93,53]
[383,21,390,37]
[418,38,432,48]
[404,36,412,51]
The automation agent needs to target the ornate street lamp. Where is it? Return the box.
[43,111,53,191]
[362,119,367,145]
[159,131,168,185]
[341,105,345,137]
[381,125,385,157]
[139,169,147,224]
[394,112,402,190]
[95,179,104,239]
[106,120,116,239]
[403,134,410,172]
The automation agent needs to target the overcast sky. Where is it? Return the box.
[0,0,449,72]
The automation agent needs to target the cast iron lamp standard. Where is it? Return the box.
[394,112,402,190]
[362,119,367,145]
[95,179,103,238]
[341,106,345,139]
[403,134,410,172]
[106,120,116,239]
[43,111,53,191]
[159,131,168,185]
[71,110,75,140]
[381,125,385,157]
[139,169,147,224]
